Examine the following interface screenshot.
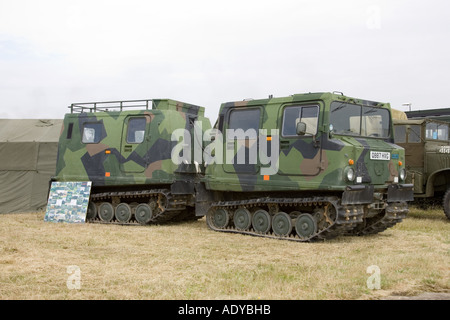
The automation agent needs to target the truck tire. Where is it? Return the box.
[442,189,450,220]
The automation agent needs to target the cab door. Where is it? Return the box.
[278,104,322,176]
[120,115,151,173]
[222,107,261,175]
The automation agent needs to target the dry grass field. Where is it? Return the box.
[0,206,448,300]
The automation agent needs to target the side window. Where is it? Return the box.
[82,123,103,144]
[67,123,74,139]
[282,105,319,137]
[426,122,448,140]
[127,117,147,144]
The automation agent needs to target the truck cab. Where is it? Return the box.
[394,118,450,218]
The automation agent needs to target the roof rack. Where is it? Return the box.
[69,99,153,113]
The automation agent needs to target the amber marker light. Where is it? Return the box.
[348,159,354,165]
[398,161,403,166]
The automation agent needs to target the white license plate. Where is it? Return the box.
[370,151,390,160]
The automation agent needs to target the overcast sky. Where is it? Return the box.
[0,0,449,121]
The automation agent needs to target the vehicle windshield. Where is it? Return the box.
[330,102,390,138]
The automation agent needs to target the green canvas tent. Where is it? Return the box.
[0,119,62,213]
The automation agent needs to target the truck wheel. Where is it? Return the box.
[442,189,450,220]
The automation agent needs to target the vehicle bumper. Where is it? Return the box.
[342,185,374,205]
[387,183,414,202]
[342,183,414,205]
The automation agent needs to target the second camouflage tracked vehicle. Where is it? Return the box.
[53,99,211,225]
[200,92,414,241]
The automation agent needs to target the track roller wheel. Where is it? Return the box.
[233,208,252,231]
[115,203,132,223]
[211,208,229,229]
[252,209,271,234]
[295,213,317,239]
[86,201,97,220]
[135,203,153,225]
[98,202,114,222]
[272,212,293,237]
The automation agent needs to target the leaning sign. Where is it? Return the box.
[44,181,92,223]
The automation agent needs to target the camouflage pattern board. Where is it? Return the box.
[53,99,211,224]
[202,92,414,241]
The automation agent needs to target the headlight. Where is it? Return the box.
[345,167,355,182]
[399,168,406,181]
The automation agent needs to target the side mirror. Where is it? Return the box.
[296,122,307,135]
[329,124,334,138]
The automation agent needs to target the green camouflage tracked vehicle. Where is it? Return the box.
[200,92,414,241]
[53,99,211,225]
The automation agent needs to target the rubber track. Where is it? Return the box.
[206,196,365,242]
[350,202,408,236]
[87,189,189,225]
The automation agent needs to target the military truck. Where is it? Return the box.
[393,117,450,219]
[53,99,211,224]
[201,92,414,241]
